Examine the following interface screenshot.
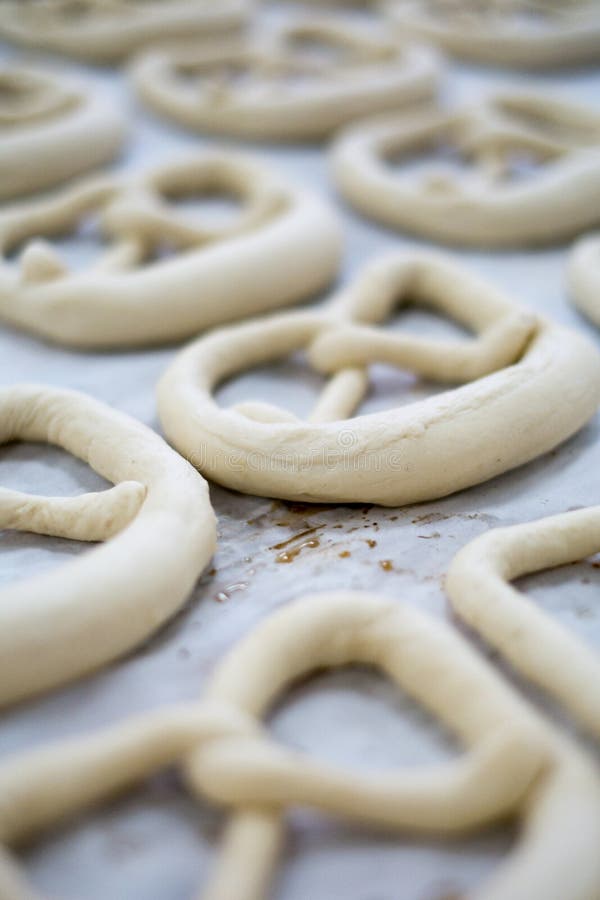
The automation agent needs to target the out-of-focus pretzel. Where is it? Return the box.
[0,383,216,707]
[331,91,600,247]
[0,66,125,201]
[0,153,341,348]
[130,15,440,141]
[0,592,598,900]
[157,251,600,505]
[384,0,600,68]
[0,0,252,64]
[569,232,600,327]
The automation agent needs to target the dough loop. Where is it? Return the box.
[0,153,342,348]
[0,592,598,900]
[0,66,125,201]
[331,91,600,247]
[131,15,440,141]
[0,0,252,64]
[447,506,600,740]
[0,383,216,707]
[568,232,600,328]
[157,251,600,505]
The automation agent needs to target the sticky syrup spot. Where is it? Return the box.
[276,538,320,564]
[379,560,393,572]
[366,539,377,548]
[214,582,248,603]
[270,526,322,551]
[339,550,351,559]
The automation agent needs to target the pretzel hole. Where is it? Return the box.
[493,97,600,146]
[284,27,395,68]
[6,211,110,274]
[158,186,247,233]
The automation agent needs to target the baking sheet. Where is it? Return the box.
[1,8,600,899]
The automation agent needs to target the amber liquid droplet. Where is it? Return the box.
[379,560,393,572]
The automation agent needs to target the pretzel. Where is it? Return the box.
[0,66,125,201]
[0,0,252,64]
[0,591,599,900]
[331,91,600,247]
[0,383,216,707]
[568,232,600,328]
[384,0,600,68]
[447,506,600,741]
[0,153,341,348]
[130,15,440,141]
[157,251,600,506]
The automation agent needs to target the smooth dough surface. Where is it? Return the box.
[568,232,600,327]
[0,383,216,707]
[0,66,125,201]
[0,592,599,899]
[130,15,440,141]
[0,153,342,348]
[446,506,600,740]
[331,91,600,247]
[0,0,252,64]
[384,0,600,68]
[157,251,600,505]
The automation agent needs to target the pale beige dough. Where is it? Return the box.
[331,91,600,247]
[130,15,440,141]
[157,251,600,506]
[384,0,600,68]
[0,383,216,707]
[0,0,252,64]
[568,232,600,327]
[0,591,598,900]
[0,153,342,348]
[446,506,600,740]
[0,66,126,201]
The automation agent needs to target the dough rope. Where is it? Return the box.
[0,592,599,900]
[446,506,600,740]
[331,91,600,247]
[384,0,600,68]
[130,15,440,141]
[0,153,341,348]
[568,232,600,327]
[157,251,600,506]
[0,66,125,201]
[0,0,252,64]
[0,383,216,707]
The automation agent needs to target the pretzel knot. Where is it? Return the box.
[1,592,599,900]
[0,153,341,348]
[158,251,600,505]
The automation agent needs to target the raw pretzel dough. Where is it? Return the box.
[331,91,600,247]
[130,15,440,141]
[0,0,252,64]
[385,0,600,68]
[0,66,125,201]
[0,153,342,348]
[446,506,600,740]
[0,383,216,707]
[568,232,600,327]
[157,251,600,506]
[0,592,598,900]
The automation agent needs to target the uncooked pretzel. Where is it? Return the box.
[0,0,252,64]
[0,66,125,201]
[384,0,600,68]
[0,383,216,707]
[0,153,341,348]
[0,591,598,900]
[130,15,440,141]
[331,91,600,247]
[157,251,600,506]
[568,232,600,327]
[446,506,600,740]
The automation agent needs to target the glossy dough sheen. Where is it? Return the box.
[0,384,216,707]
[446,506,600,740]
[0,592,599,900]
[331,92,600,247]
[0,0,252,64]
[157,251,600,506]
[0,153,342,348]
[385,0,600,68]
[568,233,600,327]
[0,66,125,201]
[130,15,440,141]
